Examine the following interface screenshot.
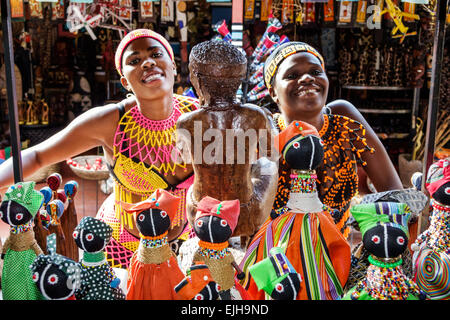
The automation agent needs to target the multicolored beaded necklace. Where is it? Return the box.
[198,240,230,260]
[10,221,33,234]
[290,169,319,194]
[111,95,197,230]
[113,101,187,178]
[139,231,169,249]
[351,255,421,300]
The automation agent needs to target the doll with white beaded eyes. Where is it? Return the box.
[121,189,185,300]
[72,216,125,300]
[30,233,81,300]
[239,121,351,300]
[0,181,44,300]
[343,202,425,300]
[192,196,249,300]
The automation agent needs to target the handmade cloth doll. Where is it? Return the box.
[120,189,184,300]
[73,216,125,300]
[30,233,81,300]
[345,188,428,290]
[192,196,249,300]
[249,246,302,300]
[412,158,450,300]
[343,202,424,300]
[0,181,45,300]
[239,121,351,300]
[175,262,220,300]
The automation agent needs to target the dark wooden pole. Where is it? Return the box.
[1,0,23,183]
[418,0,448,233]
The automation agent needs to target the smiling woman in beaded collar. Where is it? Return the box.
[0,29,199,270]
[266,41,403,238]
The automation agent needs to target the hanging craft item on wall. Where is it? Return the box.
[66,4,102,40]
[260,0,273,21]
[356,0,368,25]
[161,0,175,23]
[380,0,420,43]
[51,0,65,20]
[244,0,256,21]
[11,0,25,19]
[337,1,353,24]
[118,0,132,20]
[139,0,156,22]
[304,2,316,23]
[281,0,295,23]
[323,0,335,23]
[29,0,44,18]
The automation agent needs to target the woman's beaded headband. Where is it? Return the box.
[263,41,325,89]
[115,29,174,77]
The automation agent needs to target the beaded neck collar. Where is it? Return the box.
[286,169,325,213]
[10,221,33,234]
[198,240,230,259]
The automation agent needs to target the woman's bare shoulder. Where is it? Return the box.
[325,99,365,122]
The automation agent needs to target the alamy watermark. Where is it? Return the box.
[173,121,281,174]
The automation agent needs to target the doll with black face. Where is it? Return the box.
[192,196,248,300]
[239,121,351,300]
[73,216,125,300]
[343,202,424,300]
[412,158,450,300]
[31,234,81,300]
[281,132,324,171]
[121,189,185,300]
[0,181,45,300]
[136,207,171,238]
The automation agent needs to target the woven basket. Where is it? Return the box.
[24,162,61,183]
[69,155,110,181]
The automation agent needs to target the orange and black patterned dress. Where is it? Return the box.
[272,113,374,238]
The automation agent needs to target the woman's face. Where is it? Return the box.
[120,37,175,100]
[270,52,329,120]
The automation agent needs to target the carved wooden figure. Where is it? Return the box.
[176,40,278,245]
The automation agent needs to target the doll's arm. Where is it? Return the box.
[31,241,43,256]
[231,260,245,280]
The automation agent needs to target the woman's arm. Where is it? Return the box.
[326,99,403,191]
[0,104,120,190]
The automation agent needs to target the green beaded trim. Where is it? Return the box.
[368,255,403,269]
[83,251,106,263]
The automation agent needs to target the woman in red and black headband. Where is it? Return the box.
[264,41,403,238]
[0,29,199,269]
